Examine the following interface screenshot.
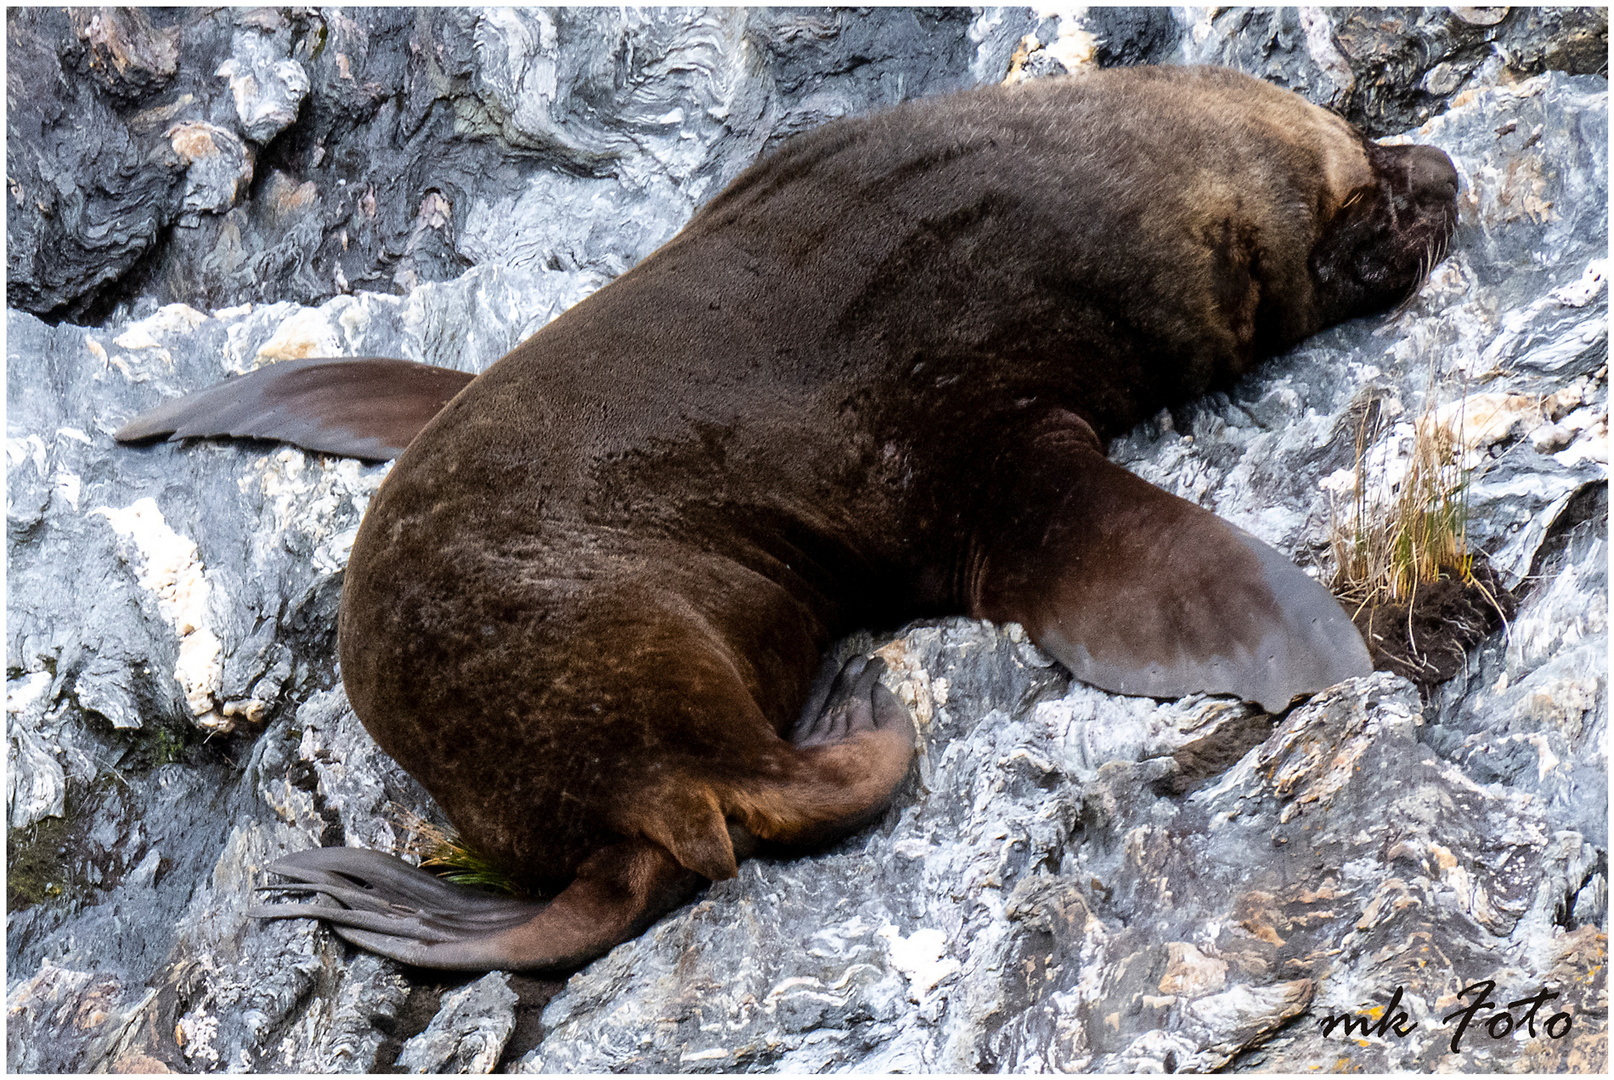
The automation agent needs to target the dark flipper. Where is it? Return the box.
[716,654,915,850]
[249,842,701,972]
[114,357,475,460]
[973,411,1372,713]
[791,654,909,748]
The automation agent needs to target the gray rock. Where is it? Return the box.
[396,972,519,1074]
[5,7,1606,1074]
[8,6,1020,320]
[5,8,186,319]
[1175,6,1608,137]
[215,22,309,145]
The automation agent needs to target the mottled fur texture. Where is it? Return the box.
[250,66,1456,969]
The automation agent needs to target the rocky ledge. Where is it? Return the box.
[7,7,1607,1073]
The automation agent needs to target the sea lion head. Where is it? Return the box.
[1305,137,1460,325]
[1191,67,1460,335]
[1030,67,1459,385]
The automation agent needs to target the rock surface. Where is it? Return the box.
[395,972,519,1074]
[7,6,1607,1074]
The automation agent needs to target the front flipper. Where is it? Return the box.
[249,842,701,972]
[115,356,475,460]
[973,411,1371,713]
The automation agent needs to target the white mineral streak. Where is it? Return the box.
[85,335,112,373]
[1553,412,1609,468]
[968,8,1010,83]
[1425,392,1543,453]
[253,306,345,362]
[108,305,210,376]
[222,301,299,367]
[51,470,81,511]
[1185,980,1315,1053]
[7,672,66,828]
[90,498,227,728]
[7,432,49,476]
[247,446,383,575]
[1552,257,1608,308]
[1040,11,1098,71]
[1509,532,1608,677]
[1002,5,1097,83]
[150,302,213,334]
[1298,7,1356,98]
[175,1006,221,1066]
[111,324,165,353]
[878,925,962,1000]
[472,9,566,147]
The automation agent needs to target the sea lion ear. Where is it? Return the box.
[114,357,476,461]
[973,416,1371,713]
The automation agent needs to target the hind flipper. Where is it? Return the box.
[973,410,1371,713]
[790,653,907,748]
[115,357,474,460]
[249,842,700,972]
[718,655,914,851]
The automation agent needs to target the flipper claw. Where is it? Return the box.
[248,902,469,943]
[250,848,548,963]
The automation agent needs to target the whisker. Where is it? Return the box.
[1391,239,1435,315]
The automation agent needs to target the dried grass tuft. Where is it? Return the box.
[1329,389,1505,625]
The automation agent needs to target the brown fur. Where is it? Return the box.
[236,67,1457,970]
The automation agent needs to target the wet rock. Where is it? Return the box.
[5,8,1606,1075]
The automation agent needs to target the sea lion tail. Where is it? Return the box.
[249,842,701,972]
[114,356,474,460]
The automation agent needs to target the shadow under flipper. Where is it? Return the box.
[114,356,475,461]
[973,409,1372,714]
[249,842,702,972]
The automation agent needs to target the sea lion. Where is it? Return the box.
[116,66,1459,972]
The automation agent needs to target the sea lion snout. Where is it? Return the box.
[1402,144,1460,203]
[1377,141,1462,219]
